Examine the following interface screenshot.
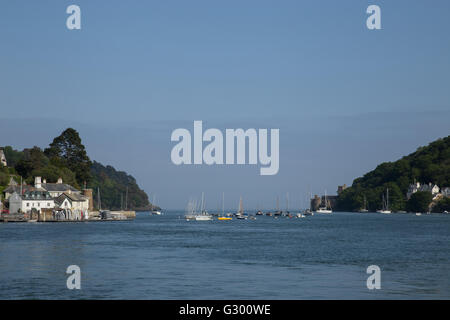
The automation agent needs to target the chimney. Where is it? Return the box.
[57,177,63,184]
[35,176,42,189]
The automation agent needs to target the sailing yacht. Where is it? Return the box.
[218,192,232,220]
[359,195,369,213]
[235,196,247,219]
[185,193,213,221]
[274,196,282,216]
[196,192,213,220]
[151,195,161,215]
[315,190,332,214]
[377,188,392,214]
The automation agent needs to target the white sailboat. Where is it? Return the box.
[195,192,212,220]
[315,190,332,213]
[151,195,161,215]
[236,196,247,219]
[377,188,392,214]
[218,192,232,220]
[303,191,314,216]
[185,192,212,221]
[359,195,369,213]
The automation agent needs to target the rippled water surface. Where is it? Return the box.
[0,212,449,299]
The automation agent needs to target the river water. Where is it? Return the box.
[0,212,449,299]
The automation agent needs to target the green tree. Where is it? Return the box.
[44,128,92,186]
[2,146,23,167]
[406,191,433,213]
[15,147,49,180]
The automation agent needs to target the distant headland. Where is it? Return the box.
[334,135,450,213]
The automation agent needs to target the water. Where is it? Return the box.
[0,212,449,299]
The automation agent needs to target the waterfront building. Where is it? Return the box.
[3,176,92,216]
[36,177,80,198]
[54,192,89,212]
[9,191,55,214]
[407,182,441,199]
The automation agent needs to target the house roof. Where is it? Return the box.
[41,183,79,192]
[3,185,35,194]
[21,190,53,200]
[55,192,87,205]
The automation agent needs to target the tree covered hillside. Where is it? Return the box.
[336,136,450,212]
[1,128,155,211]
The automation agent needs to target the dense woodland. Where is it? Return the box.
[336,136,450,212]
[1,128,154,211]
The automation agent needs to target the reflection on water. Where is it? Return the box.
[0,212,449,299]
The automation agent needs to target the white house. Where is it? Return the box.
[4,176,81,200]
[407,182,440,199]
[9,191,55,214]
[54,192,89,217]
[36,176,80,198]
[442,187,450,197]
[0,148,7,166]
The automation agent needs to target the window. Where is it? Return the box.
[38,203,40,207]
[27,203,30,207]
[47,203,51,207]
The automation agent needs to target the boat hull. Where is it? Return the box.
[315,209,332,214]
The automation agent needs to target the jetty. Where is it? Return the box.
[0,210,135,223]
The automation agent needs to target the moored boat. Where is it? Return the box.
[376,188,392,214]
[315,190,332,214]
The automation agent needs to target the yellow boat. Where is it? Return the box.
[218,217,232,221]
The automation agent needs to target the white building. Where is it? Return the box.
[0,148,7,166]
[442,187,450,197]
[55,192,89,212]
[36,176,80,198]
[3,176,81,201]
[407,182,442,200]
[9,191,55,214]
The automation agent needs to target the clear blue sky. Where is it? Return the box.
[1,1,449,209]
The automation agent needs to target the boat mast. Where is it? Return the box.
[98,187,101,211]
[201,192,205,214]
[222,192,225,216]
[386,188,389,211]
[286,192,289,212]
[239,196,243,214]
[125,186,128,210]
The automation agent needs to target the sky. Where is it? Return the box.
[1,1,449,209]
